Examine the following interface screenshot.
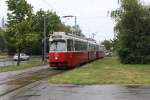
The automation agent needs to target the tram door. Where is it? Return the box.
[67,39,74,51]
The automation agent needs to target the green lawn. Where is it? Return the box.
[49,57,150,85]
[0,53,8,59]
[0,56,7,59]
[0,60,47,72]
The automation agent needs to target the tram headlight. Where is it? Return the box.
[55,57,58,60]
[54,53,58,60]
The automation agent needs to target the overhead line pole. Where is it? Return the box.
[43,15,47,62]
[75,16,77,35]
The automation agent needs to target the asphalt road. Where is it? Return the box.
[5,83,150,100]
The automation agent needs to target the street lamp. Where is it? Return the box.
[92,32,98,39]
[62,15,77,34]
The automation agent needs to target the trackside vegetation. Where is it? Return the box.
[49,57,150,85]
[111,0,150,64]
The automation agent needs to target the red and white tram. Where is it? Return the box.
[49,32,105,68]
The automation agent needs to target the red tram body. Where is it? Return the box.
[49,32,105,68]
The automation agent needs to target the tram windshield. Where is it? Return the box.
[50,40,66,51]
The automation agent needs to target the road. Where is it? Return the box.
[3,83,150,100]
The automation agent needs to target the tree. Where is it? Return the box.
[111,0,150,64]
[6,0,82,60]
[30,9,82,55]
[101,40,113,51]
[30,9,67,55]
[0,28,7,52]
[6,0,33,65]
[32,9,64,35]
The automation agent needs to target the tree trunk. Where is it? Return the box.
[17,47,21,66]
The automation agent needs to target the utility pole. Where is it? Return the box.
[43,16,47,62]
[74,16,77,34]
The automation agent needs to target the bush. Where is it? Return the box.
[112,0,150,64]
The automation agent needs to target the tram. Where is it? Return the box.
[49,32,105,68]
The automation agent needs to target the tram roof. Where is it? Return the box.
[50,32,97,44]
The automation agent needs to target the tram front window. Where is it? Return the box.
[50,40,66,51]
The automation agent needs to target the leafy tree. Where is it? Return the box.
[101,40,113,51]
[5,0,82,59]
[30,9,66,55]
[0,28,7,52]
[32,9,64,35]
[6,0,33,65]
[30,9,82,55]
[111,0,150,64]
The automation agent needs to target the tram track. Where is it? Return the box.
[0,68,65,97]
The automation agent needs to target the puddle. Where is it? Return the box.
[125,85,142,88]
[16,94,41,98]
[57,85,80,88]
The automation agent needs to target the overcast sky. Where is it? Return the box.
[0,0,150,41]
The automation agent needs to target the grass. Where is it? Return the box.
[49,57,150,85]
[0,60,47,72]
[0,52,8,59]
[0,56,7,59]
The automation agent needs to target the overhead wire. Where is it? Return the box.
[41,0,65,15]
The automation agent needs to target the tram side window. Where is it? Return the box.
[99,46,103,51]
[96,45,99,51]
[87,44,90,51]
[75,41,87,51]
[92,45,95,51]
[81,42,87,51]
[99,46,106,51]
[82,42,87,51]
[88,44,95,51]
[67,39,74,51]
[75,41,80,51]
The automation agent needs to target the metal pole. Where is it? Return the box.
[42,39,44,61]
[75,16,77,35]
[44,16,47,61]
